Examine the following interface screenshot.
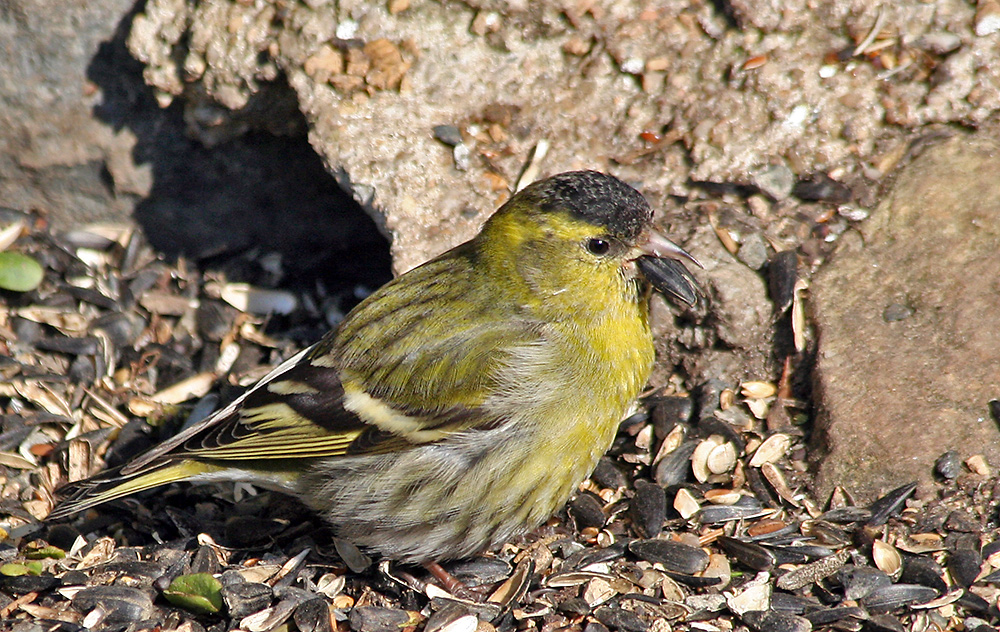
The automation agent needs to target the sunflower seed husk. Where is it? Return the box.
[801,520,851,547]
[2,573,60,595]
[673,487,700,519]
[692,436,725,483]
[768,250,798,312]
[934,450,963,480]
[768,544,835,565]
[557,597,591,616]
[740,381,777,399]
[546,571,613,588]
[702,553,731,588]
[696,496,768,524]
[582,577,618,607]
[221,283,298,315]
[910,587,963,610]
[662,571,722,587]
[706,441,738,475]
[726,577,771,615]
[443,557,512,588]
[761,463,799,506]
[426,601,480,632]
[819,507,873,523]
[748,434,791,467]
[976,568,1000,584]
[872,540,902,579]
[684,593,726,614]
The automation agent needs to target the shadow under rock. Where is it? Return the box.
[84,2,392,299]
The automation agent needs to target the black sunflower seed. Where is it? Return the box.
[801,605,865,625]
[654,439,699,487]
[630,480,666,538]
[741,610,812,632]
[294,597,333,632]
[2,573,60,595]
[768,591,823,615]
[838,565,892,601]
[221,582,273,619]
[947,548,983,588]
[860,584,937,613]
[818,507,872,523]
[864,614,906,632]
[594,605,648,632]
[716,536,775,571]
[866,482,917,527]
[628,539,708,574]
[71,585,155,624]
[349,606,411,632]
[955,589,991,614]
[900,556,947,592]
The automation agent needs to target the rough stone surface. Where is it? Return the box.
[123,0,999,272]
[0,0,140,225]
[811,135,1000,502]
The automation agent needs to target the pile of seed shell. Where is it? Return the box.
[1,211,999,632]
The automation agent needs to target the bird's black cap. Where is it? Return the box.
[518,171,653,242]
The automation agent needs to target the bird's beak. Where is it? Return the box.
[635,230,703,307]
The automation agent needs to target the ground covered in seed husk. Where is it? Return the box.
[2,205,1000,631]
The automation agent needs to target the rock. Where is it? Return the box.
[811,134,1000,502]
[120,0,998,275]
[0,0,139,225]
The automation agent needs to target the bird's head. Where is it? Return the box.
[476,171,701,310]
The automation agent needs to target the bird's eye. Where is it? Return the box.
[586,238,611,256]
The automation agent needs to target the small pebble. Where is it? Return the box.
[882,303,914,322]
[935,450,962,480]
[432,125,463,147]
[752,164,795,201]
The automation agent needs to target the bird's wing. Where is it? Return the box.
[120,317,539,474]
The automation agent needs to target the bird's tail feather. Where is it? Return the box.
[48,460,212,520]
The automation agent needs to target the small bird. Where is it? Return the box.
[51,171,700,581]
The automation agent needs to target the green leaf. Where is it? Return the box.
[0,251,44,292]
[0,563,28,576]
[163,573,224,615]
[25,544,66,560]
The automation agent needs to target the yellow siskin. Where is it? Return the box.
[50,170,701,574]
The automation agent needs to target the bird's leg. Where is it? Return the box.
[423,561,471,598]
